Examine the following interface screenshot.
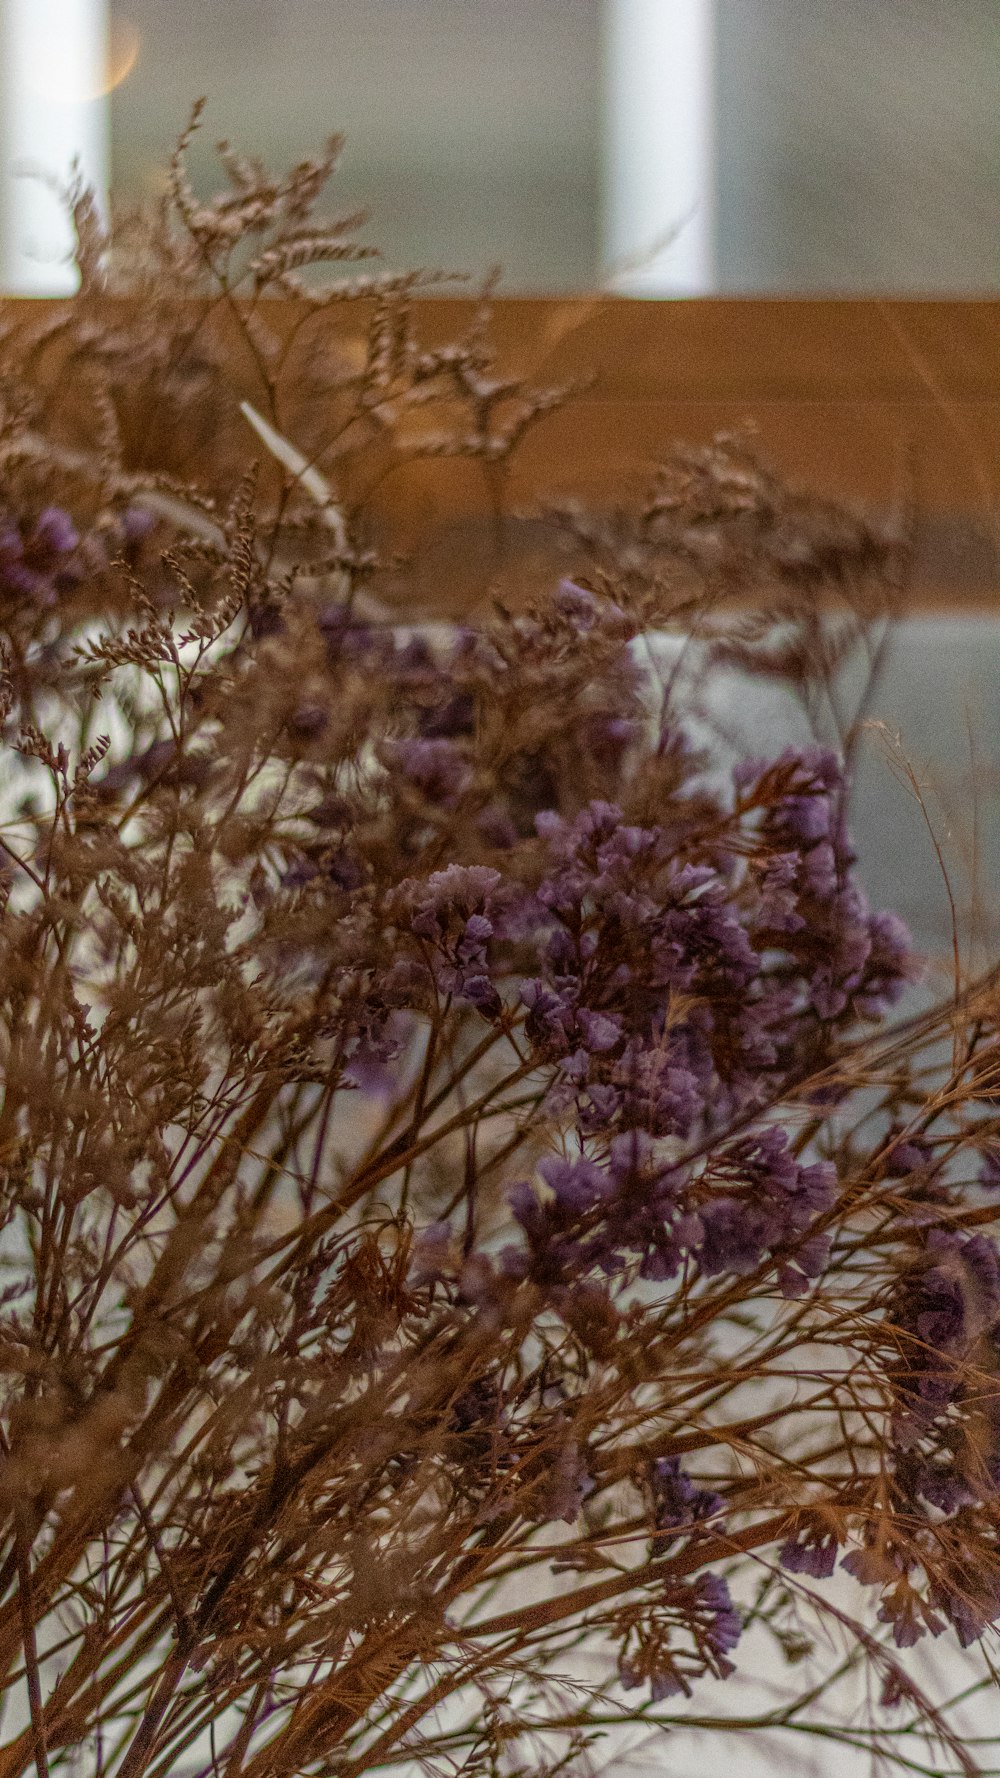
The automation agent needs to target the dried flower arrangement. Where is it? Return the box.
[0,104,996,1777]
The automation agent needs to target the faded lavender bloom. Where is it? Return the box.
[980,1144,1000,1188]
[395,863,503,1014]
[883,1136,934,1176]
[0,505,81,605]
[694,1572,744,1663]
[650,1456,725,1554]
[383,735,474,807]
[697,1128,836,1287]
[780,1530,840,1578]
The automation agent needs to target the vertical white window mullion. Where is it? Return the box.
[602,0,715,296]
[0,0,109,295]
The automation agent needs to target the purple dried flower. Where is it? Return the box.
[855,909,915,1015]
[33,505,80,556]
[405,864,501,932]
[343,1009,415,1095]
[395,866,504,1012]
[554,577,601,629]
[386,735,473,806]
[0,504,82,604]
[780,1533,839,1578]
[980,1144,1000,1189]
[913,1463,975,1515]
[919,1229,1000,1348]
[648,1668,687,1702]
[576,1007,622,1054]
[757,851,805,932]
[520,978,578,1056]
[778,1230,833,1298]
[632,1059,703,1140]
[419,691,476,738]
[930,1573,1000,1648]
[537,1152,610,1215]
[697,1129,836,1281]
[651,1456,724,1552]
[409,1220,454,1284]
[938,1595,987,1649]
[738,748,914,1024]
[880,1597,936,1649]
[884,1137,933,1176]
[698,1196,768,1277]
[694,1572,744,1658]
[121,503,157,546]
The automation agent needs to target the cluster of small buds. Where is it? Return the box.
[396,863,504,1017]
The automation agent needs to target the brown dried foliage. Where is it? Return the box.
[0,108,992,1778]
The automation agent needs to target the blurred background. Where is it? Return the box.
[112,0,1000,294]
[0,0,996,297]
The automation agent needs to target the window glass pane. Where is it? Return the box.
[106,0,998,293]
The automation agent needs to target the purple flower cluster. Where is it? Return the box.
[891,1226,1000,1445]
[883,1135,934,1176]
[0,506,81,606]
[515,782,911,1149]
[825,1223,1000,1649]
[509,1120,835,1298]
[650,1455,725,1555]
[740,746,912,1022]
[695,1572,744,1665]
[383,736,473,808]
[617,1572,743,1703]
[396,863,503,1018]
[838,1534,1000,1651]
[517,800,764,1145]
[698,1127,836,1296]
[780,1528,839,1579]
[342,1008,415,1097]
[930,1569,1000,1650]
[507,1129,694,1286]
[775,1256,1000,1659]
[294,668,938,1688]
[294,639,913,1338]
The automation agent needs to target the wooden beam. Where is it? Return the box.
[2,294,996,609]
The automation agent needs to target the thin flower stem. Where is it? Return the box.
[13,1518,48,1778]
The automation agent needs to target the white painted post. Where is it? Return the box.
[602,0,715,296]
[0,0,109,295]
